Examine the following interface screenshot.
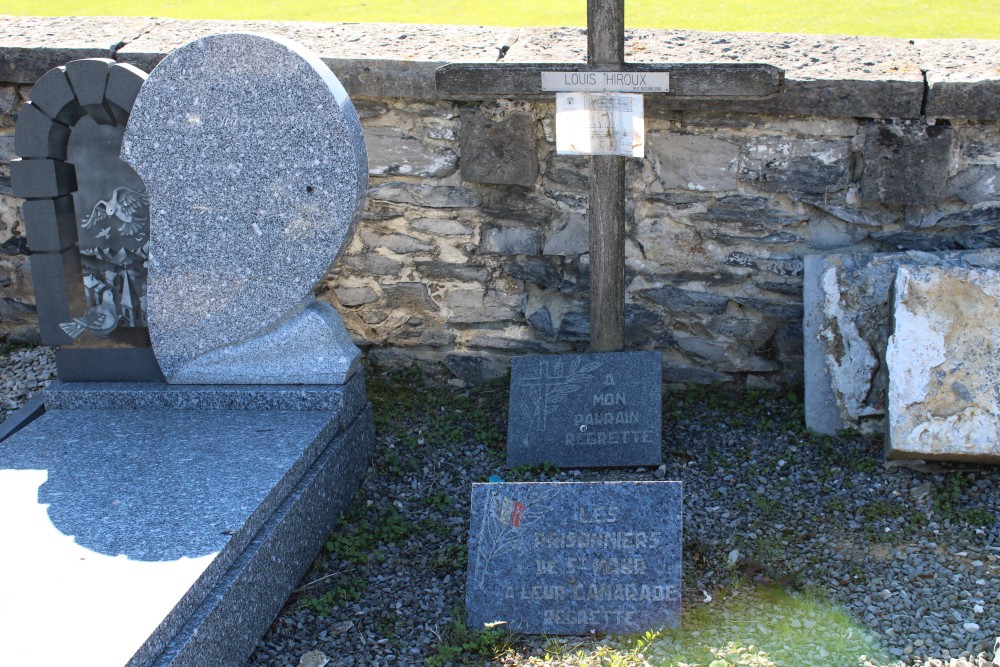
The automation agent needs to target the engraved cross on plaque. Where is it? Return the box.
[436,1,784,352]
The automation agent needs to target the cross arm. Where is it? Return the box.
[435,62,783,99]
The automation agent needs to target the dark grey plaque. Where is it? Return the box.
[507,351,662,468]
[466,481,682,635]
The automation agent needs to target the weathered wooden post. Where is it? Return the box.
[587,0,627,352]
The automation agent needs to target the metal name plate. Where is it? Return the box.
[541,71,670,93]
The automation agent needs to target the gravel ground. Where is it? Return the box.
[2,347,999,666]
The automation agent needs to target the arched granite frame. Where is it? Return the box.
[10,58,164,381]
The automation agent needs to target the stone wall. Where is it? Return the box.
[2,17,999,386]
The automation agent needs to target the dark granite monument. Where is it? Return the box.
[466,481,682,634]
[507,350,663,468]
[2,34,373,667]
[10,58,161,381]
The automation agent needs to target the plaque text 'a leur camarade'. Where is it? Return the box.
[466,481,682,634]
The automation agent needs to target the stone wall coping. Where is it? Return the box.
[1,15,999,118]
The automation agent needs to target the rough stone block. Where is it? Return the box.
[410,217,473,236]
[948,165,1000,205]
[505,256,563,289]
[334,286,378,307]
[460,105,537,187]
[740,137,851,195]
[479,225,542,255]
[368,182,481,208]
[466,481,681,634]
[13,102,70,160]
[443,353,507,385]
[648,131,740,191]
[64,57,116,125]
[885,266,1000,462]
[507,351,662,468]
[543,213,588,256]
[860,120,953,204]
[360,229,435,254]
[364,125,457,178]
[414,261,490,283]
[803,249,1000,435]
[638,285,730,315]
[446,286,518,323]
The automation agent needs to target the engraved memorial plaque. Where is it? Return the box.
[466,481,682,634]
[507,351,662,468]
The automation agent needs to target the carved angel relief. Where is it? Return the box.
[59,187,150,340]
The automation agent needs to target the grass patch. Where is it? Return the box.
[299,573,367,615]
[7,0,1000,38]
[642,585,892,667]
[932,475,996,528]
[428,608,511,666]
[324,502,414,565]
[497,585,891,666]
[367,365,506,457]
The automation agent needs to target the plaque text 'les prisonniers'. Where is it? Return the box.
[466,481,682,634]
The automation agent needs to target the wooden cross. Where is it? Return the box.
[437,1,783,352]
[587,0,627,352]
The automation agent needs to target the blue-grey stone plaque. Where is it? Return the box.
[507,351,662,468]
[466,481,682,635]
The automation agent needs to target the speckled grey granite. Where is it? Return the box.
[0,390,371,666]
[507,351,662,468]
[121,33,367,384]
[152,405,373,667]
[466,481,682,635]
[170,301,361,385]
[43,368,365,416]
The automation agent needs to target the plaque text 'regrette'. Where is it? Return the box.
[466,481,682,634]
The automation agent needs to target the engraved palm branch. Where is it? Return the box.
[81,187,149,235]
[529,359,601,428]
[473,486,558,589]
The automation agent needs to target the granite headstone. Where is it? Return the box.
[507,351,662,468]
[466,481,682,634]
[121,33,368,384]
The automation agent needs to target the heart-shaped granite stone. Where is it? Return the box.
[121,33,367,383]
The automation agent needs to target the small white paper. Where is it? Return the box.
[555,92,644,157]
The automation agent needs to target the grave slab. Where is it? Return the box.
[886,265,1000,462]
[0,388,373,667]
[507,351,662,468]
[466,481,682,634]
[802,248,1000,435]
